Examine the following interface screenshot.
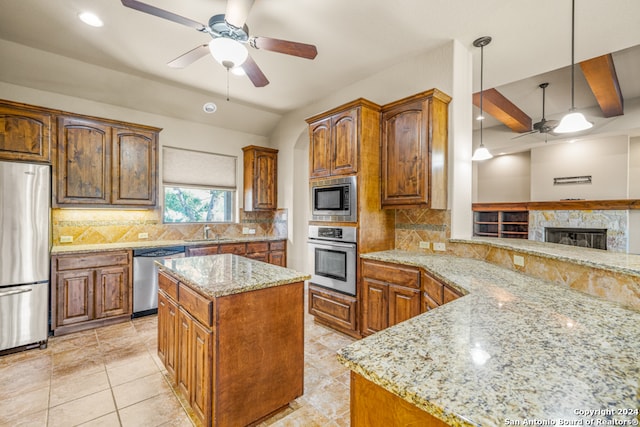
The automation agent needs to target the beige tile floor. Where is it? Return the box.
[0,293,355,427]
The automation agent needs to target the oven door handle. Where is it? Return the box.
[307,240,356,249]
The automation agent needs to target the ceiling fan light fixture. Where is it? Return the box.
[554,110,593,133]
[231,66,246,76]
[78,11,103,27]
[209,38,248,68]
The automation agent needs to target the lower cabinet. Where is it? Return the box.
[361,260,420,337]
[308,284,358,338]
[51,251,132,336]
[421,271,463,312]
[186,239,287,267]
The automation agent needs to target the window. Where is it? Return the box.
[162,147,237,223]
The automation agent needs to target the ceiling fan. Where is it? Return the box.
[120,0,318,87]
[513,82,558,141]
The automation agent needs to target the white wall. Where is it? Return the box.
[530,135,629,201]
[0,81,269,211]
[629,137,640,199]
[475,152,531,202]
[270,41,474,271]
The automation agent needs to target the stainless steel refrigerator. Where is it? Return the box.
[0,160,50,352]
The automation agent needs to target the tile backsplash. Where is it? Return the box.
[52,208,287,245]
[394,208,451,251]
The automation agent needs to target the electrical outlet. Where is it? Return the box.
[242,227,250,234]
[419,241,430,249]
[433,242,446,252]
[60,236,73,243]
[138,232,149,239]
[513,255,525,267]
[248,228,256,235]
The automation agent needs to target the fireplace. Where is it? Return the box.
[545,227,607,250]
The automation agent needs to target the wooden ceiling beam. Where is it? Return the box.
[473,88,532,133]
[579,54,624,117]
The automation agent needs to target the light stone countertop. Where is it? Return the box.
[156,254,309,298]
[452,237,640,278]
[50,236,286,255]
[338,250,640,427]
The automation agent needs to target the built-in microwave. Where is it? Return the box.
[310,176,357,223]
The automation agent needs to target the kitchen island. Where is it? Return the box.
[338,251,640,427]
[156,254,310,427]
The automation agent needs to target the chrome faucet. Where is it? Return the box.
[204,225,212,240]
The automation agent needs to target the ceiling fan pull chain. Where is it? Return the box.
[226,68,230,101]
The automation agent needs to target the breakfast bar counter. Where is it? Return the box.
[156,254,310,427]
[338,251,640,426]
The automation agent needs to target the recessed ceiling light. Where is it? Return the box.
[203,102,217,113]
[78,12,103,27]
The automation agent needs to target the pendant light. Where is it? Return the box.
[472,36,493,161]
[554,0,593,133]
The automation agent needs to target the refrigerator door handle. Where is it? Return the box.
[0,288,33,297]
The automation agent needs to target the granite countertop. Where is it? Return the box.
[452,236,640,278]
[50,236,286,255]
[156,254,310,298]
[338,250,640,426]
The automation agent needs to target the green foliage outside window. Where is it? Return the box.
[163,186,234,223]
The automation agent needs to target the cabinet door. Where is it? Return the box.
[112,128,157,206]
[253,149,277,210]
[55,270,95,327]
[158,291,179,381]
[381,100,428,207]
[268,250,286,267]
[388,284,420,327]
[95,265,130,319]
[191,319,212,426]
[56,117,111,205]
[309,117,331,178]
[0,103,51,162]
[361,278,388,336]
[177,308,192,401]
[246,252,269,262]
[331,109,358,176]
[185,245,219,257]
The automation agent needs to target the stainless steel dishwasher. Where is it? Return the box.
[132,246,185,317]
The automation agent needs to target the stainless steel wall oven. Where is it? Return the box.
[307,225,357,296]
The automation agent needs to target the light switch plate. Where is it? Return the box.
[433,242,446,252]
[138,232,149,239]
[419,241,430,249]
[242,227,250,234]
[513,255,525,267]
[248,228,256,234]
[60,236,73,243]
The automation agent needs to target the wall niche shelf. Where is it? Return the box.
[473,203,529,239]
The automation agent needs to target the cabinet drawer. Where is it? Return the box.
[308,285,357,335]
[361,260,420,289]
[186,245,219,257]
[158,271,179,300]
[55,251,130,271]
[422,272,444,305]
[443,285,463,304]
[179,284,212,327]
[269,240,286,251]
[219,243,246,255]
[246,242,269,254]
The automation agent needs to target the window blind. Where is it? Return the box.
[162,147,237,189]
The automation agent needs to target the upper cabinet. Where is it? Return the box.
[55,116,159,207]
[243,145,278,211]
[381,89,451,209]
[0,101,52,163]
[307,104,360,178]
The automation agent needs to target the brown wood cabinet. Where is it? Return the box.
[422,271,463,312]
[242,145,278,211]
[308,284,358,338]
[361,260,420,336]
[55,116,158,207]
[307,105,359,178]
[186,239,287,267]
[51,251,132,336]
[157,269,303,427]
[381,89,451,209]
[0,100,52,163]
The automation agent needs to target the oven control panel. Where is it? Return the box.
[309,225,356,243]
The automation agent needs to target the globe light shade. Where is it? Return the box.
[471,145,493,161]
[554,111,593,134]
[209,38,248,69]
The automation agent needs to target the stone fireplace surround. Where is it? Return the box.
[529,209,628,252]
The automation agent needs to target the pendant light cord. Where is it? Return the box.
[480,42,484,146]
[570,0,575,110]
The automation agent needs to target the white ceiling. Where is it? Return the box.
[1,0,640,138]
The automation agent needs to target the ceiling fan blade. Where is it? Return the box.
[251,37,318,59]
[168,44,210,68]
[121,0,206,31]
[511,130,536,140]
[241,55,269,87]
[225,0,255,29]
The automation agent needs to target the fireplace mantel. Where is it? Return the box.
[473,199,640,211]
